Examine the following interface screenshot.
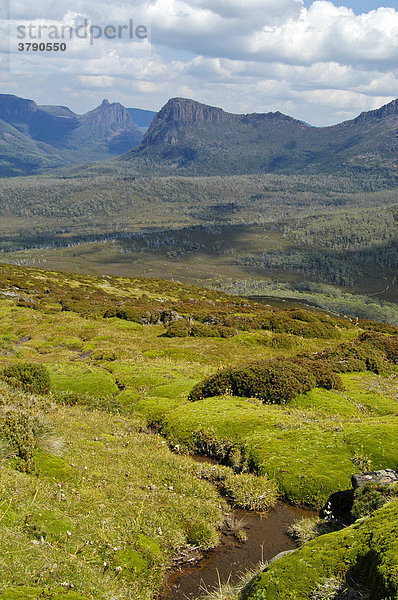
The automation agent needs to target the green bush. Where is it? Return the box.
[103,306,142,323]
[189,369,234,402]
[164,319,191,337]
[270,333,297,349]
[269,313,340,339]
[190,323,219,337]
[189,359,318,404]
[351,482,398,520]
[359,332,398,364]
[2,362,51,395]
[293,357,343,391]
[218,326,237,338]
[0,407,46,471]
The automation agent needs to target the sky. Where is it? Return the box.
[1,0,398,126]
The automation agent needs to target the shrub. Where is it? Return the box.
[359,332,398,364]
[351,482,398,520]
[103,306,142,323]
[189,369,234,402]
[164,319,191,337]
[232,362,316,403]
[0,407,47,472]
[294,357,343,391]
[189,360,317,404]
[269,314,340,339]
[190,323,219,337]
[218,326,237,338]
[270,333,298,350]
[2,363,51,395]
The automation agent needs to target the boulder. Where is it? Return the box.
[351,469,398,490]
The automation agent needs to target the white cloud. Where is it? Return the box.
[0,0,397,125]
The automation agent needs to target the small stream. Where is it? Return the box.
[162,455,318,600]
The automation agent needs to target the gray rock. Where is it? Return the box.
[351,469,398,490]
[267,548,296,566]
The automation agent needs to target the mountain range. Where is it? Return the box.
[0,93,397,179]
[0,94,156,176]
[121,97,398,178]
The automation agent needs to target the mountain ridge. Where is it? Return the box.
[121,96,398,177]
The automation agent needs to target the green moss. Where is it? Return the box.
[137,534,162,559]
[0,591,91,600]
[24,509,73,541]
[33,450,74,481]
[291,388,361,417]
[0,588,42,599]
[159,393,398,506]
[113,548,148,575]
[49,365,118,397]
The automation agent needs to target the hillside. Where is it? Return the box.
[0,95,146,175]
[0,262,396,598]
[121,97,398,179]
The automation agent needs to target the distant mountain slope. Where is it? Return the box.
[66,99,143,158]
[0,118,66,176]
[126,108,156,130]
[0,94,146,175]
[121,97,398,178]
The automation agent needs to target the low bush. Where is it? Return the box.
[190,323,219,337]
[269,314,340,339]
[188,329,398,404]
[358,332,398,364]
[103,306,142,323]
[2,363,51,395]
[351,482,398,520]
[164,319,191,337]
[0,407,48,471]
[189,359,321,404]
[293,358,343,391]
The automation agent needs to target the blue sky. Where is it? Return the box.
[1,0,398,126]
[304,0,396,10]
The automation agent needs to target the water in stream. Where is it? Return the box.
[162,502,317,600]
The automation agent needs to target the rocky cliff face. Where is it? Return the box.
[0,94,38,124]
[354,98,398,123]
[80,99,139,132]
[155,97,232,125]
[141,97,307,148]
[75,99,143,154]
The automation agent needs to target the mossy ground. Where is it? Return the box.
[244,501,398,600]
[0,264,397,597]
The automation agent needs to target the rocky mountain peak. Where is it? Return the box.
[155,97,233,126]
[354,98,398,123]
